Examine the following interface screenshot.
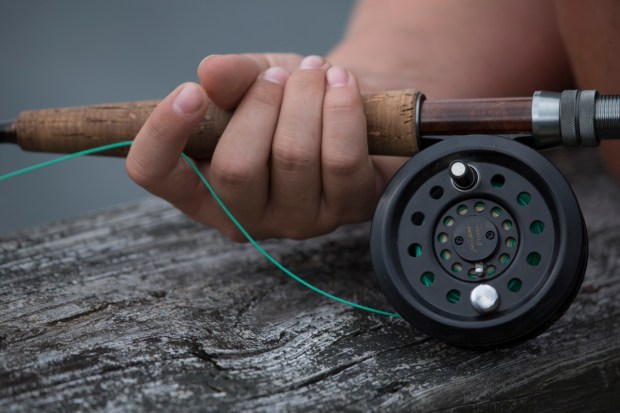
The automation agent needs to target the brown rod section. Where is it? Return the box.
[420,97,532,135]
[5,90,535,158]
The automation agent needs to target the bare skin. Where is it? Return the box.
[554,0,620,180]
[126,0,619,242]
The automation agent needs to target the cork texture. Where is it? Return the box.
[15,89,421,159]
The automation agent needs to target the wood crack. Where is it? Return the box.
[45,304,110,326]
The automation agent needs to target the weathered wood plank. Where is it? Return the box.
[1,148,619,412]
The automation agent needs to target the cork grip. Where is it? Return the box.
[15,89,421,159]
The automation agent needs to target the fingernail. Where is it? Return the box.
[299,55,324,70]
[263,66,289,85]
[199,54,220,68]
[172,84,205,116]
[327,66,349,87]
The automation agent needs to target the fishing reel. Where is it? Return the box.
[371,134,588,349]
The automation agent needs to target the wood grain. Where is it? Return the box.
[0,149,619,412]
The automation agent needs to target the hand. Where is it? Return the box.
[126,53,395,241]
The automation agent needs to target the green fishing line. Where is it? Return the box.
[0,141,401,319]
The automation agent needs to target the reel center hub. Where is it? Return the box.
[452,216,498,261]
[435,198,517,281]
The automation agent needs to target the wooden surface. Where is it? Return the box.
[1,149,619,412]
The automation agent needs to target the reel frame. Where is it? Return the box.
[371,135,588,349]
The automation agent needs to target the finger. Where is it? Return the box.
[197,53,303,109]
[207,66,290,229]
[198,55,264,110]
[320,67,377,224]
[269,56,328,231]
[126,82,210,216]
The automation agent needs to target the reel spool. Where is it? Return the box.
[371,135,588,349]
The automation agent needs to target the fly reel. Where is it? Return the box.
[371,135,588,349]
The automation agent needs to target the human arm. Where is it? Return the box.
[554,0,620,182]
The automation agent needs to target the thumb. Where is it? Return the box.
[197,53,302,110]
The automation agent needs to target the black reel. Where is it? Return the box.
[371,135,588,349]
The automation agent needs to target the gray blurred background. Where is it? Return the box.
[0,0,355,234]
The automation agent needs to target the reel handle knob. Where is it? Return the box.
[449,161,478,190]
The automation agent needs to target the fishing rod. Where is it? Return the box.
[1,89,619,349]
[1,89,618,158]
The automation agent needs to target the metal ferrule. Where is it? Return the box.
[531,91,562,149]
[415,92,426,150]
[531,90,620,148]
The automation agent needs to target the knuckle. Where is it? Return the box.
[288,69,324,89]
[324,88,360,113]
[323,153,366,177]
[126,158,157,189]
[210,160,254,189]
[323,104,363,136]
[323,90,365,134]
[272,142,315,172]
[248,81,283,107]
[145,113,169,140]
